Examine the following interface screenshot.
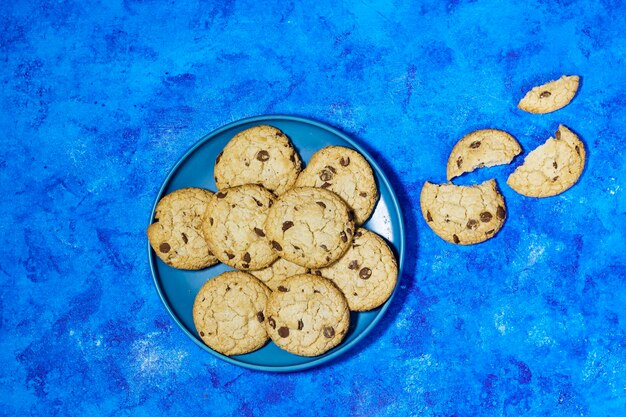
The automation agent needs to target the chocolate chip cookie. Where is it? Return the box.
[294,146,378,225]
[193,271,271,356]
[214,125,302,195]
[202,184,278,270]
[420,179,507,245]
[447,129,522,180]
[265,274,350,356]
[311,228,397,311]
[250,258,308,291]
[517,75,580,114]
[147,187,219,270]
[264,187,355,268]
[507,124,585,197]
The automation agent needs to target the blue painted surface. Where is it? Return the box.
[1,0,625,415]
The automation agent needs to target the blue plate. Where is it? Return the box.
[148,115,405,372]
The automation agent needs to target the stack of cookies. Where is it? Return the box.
[421,75,586,245]
[147,125,398,357]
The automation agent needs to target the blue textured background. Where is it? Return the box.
[2,0,625,415]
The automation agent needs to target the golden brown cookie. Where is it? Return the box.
[517,75,580,114]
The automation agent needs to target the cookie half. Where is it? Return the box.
[265,274,350,356]
[202,185,278,270]
[193,271,271,356]
[214,125,302,195]
[295,146,378,225]
[447,129,522,180]
[420,179,507,245]
[265,187,355,268]
[517,75,580,114]
[147,187,219,270]
[507,125,585,197]
[311,228,397,311]
[250,258,308,291]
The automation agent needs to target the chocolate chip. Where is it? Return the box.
[268,200,273,207]
[575,145,580,155]
[242,263,249,269]
[276,132,284,137]
[215,151,224,165]
[268,317,276,329]
[456,157,463,168]
[314,270,322,276]
[293,245,300,250]
[326,256,330,262]
[159,242,171,253]
[254,227,265,237]
[348,211,355,222]
[359,267,372,280]
[256,150,270,161]
[290,154,295,162]
[426,211,433,222]
[278,326,289,338]
[320,169,333,182]
[326,165,337,174]
[340,157,350,166]
[469,141,481,149]
[231,204,236,208]
[555,130,561,140]
[297,319,304,330]
[181,233,188,244]
[359,192,367,197]
[226,252,235,260]
[485,229,495,235]
[552,176,559,181]
[320,244,329,251]
[282,221,294,231]
[314,289,320,293]
[553,161,558,169]
[320,182,331,188]
[340,231,347,242]
[256,311,264,323]
[243,252,251,263]
[154,217,160,223]
[346,228,352,235]
[271,241,282,251]
[226,286,231,291]
[453,234,460,244]
[209,217,214,226]
[466,219,479,230]
[278,286,288,292]
[216,192,227,199]
[349,260,359,270]
[253,197,263,207]
[200,331,205,337]
[480,212,493,222]
[540,91,551,98]
[496,206,506,220]
[316,201,326,209]
[354,230,362,238]
[323,326,335,338]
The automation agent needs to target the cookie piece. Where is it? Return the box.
[517,75,580,114]
[294,146,378,225]
[265,274,350,356]
[147,187,218,270]
[311,229,397,311]
[447,129,522,180]
[193,271,271,356]
[507,125,585,198]
[214,125,302,195]
[420,179,506,245]
[265,187,355,268]
[202,185,278,270]
[250,258,308,291]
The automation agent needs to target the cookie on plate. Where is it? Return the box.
[294,146,378,225]
[265,274,350,356]
[517,75,580,114]
[202,184,278,270]
[250,258,308,291]
[420,179,507,245]
[193,271,271,356]
[265,187,355,268]
[214,125,302,195]
[147,187,218,270]
[447,129,522,180]
[507,124,585,198]
[311,228,397,311]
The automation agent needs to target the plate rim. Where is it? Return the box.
[148,114,406,372]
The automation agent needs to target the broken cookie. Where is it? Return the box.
[517,75,580,114]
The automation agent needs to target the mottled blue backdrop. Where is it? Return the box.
[2,0,625,415]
